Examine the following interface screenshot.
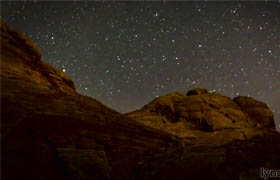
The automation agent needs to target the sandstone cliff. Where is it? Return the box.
[1,21,280,180]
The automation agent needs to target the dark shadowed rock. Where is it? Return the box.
[186,88,208,96]
[56,148,111,180]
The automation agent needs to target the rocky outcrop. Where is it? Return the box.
[2,21,280,180]
[1,20,75,93]
[127,88,276,141]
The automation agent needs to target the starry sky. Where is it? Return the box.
[1,1,280,130]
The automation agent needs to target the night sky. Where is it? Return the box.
[1,1,280,130]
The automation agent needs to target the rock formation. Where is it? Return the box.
[1,21,280,180]
[127,88,276,142]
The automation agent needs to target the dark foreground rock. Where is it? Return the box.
[1,21,280,180]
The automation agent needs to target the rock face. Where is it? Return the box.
[1,21,280,180]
